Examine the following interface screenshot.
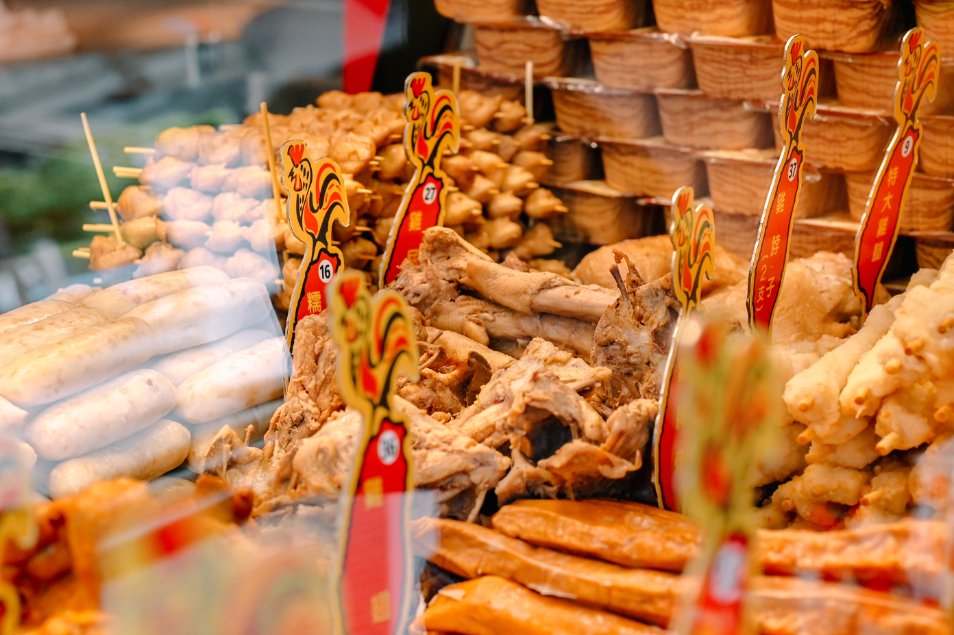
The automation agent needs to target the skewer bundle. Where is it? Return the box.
[81,89,571,307]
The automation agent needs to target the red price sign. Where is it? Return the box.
[854,28,939,314]
[280,143,351,350]
[329,271,419,635]
[379,72,460,286]
[747,36,818,333]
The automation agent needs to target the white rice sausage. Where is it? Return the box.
[47,419,190,499]
[25,369,176,460]
[0,299,74,337]
[0,308,106,370]
[81,266,229,318]
[176,337,287,424]
[125,278,274,356]
[150,328,274,385]
[0,396,27,429]
[0,317,154,406]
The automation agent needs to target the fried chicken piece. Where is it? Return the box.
[162,186,212,222]
[487,191,523,219]
[245,216,279,253]
[513,123,553,152]
[875,380,939,455]
[494,100,528,133]
[198,128,244,166]
[88,235,141,271]
[155,125,214,162]
[206,220,247,254]
[444,191,483,226]
[116,185,162,220]
[464,173,499,203]
[133,242,181,278]
[139,156,192,190]
[779,464,871,528]
[376,142,408,181]
[328,132,375,175]
[805,426,880,469]
[341,237,378,269]
[457,90,503,128]
[511,150,552,182]
[521,189,561,221]
[180,247,227,270]
[223,166,273,199]
[212,192,259,224]
[784,293,904,436]
[190,164,230,194]
[495,165,537,196]
[755,423,807,486]
[316,90,352,110]
[464,127,502,152]
[470,218,521,250]
[224,249,279,289]
[511,223,560,261]
[166,219,211,249]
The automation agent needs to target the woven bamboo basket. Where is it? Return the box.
[548,79,661,140]
[474,20,581,78]
[914,1,954,61]
[773,108,893,172]
[547,180,660,244]
[844,171,954,232]
[654,0,773,38]
[536,0,648,31]
[657,90,774,150]
[704,150,844,217]
[915,236,954,269]
[434,0,527,23]
[425,54,524,101]
[690,35,785,102]
[546,136,599,185]
[921,116,954,179]
[600,138,707,198]
[713,210,855,259]
[831,52,954,114]
[588,28,693,91]
[773,0,899,54]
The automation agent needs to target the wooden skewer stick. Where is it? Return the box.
[113,167,143,178]
[260,101,285,223]
[80,112,124,244]
[357,187,373,196]
[72,248,91,259]
[124,146,156,155]
[82,223,118,232]
[555,205,569,213]
[89,201,109,210]
[452,59,462,95]
[525,61,535,125]
[353,225,372,233]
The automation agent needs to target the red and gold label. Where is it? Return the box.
[854,27,939,314]
[653,186,715,511]
[280,143,351,350]
[747,36,819,333]
[329,271,419,635]
[379,72,460,286]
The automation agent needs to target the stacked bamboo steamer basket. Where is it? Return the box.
[427,0,954,268]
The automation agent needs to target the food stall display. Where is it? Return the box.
[3,0,954,634]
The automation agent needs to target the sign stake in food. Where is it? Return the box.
[379,71,460,286]
[280,141,351,350]
[652,186,715,511]
[673,320,781,635]
[0,438,38,635]
[853,28,939,315]
[329,270,420,635]
[747,36,819,333]
[260,102,286,224]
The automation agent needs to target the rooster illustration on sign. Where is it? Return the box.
[280,141,351,350]
[379,72,460,286]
